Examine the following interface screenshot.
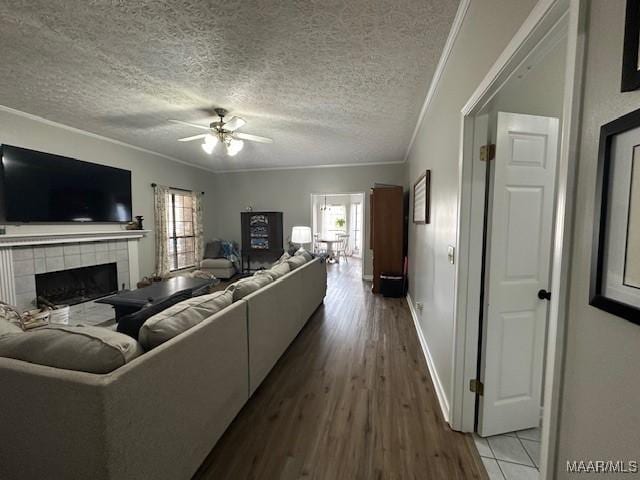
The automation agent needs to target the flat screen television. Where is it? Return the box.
[0,145,132,223]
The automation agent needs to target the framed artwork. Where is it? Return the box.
[622,0,640,92]
[413,170,430,224]
[590,107,640,325]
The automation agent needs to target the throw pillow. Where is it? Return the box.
[253,269,272,277]
[273,252,291,265]
[117,290,192,340]
[286,255,308,271]
[266,262,290,280]
[0,318,23,337]
[0,325,143,374]
[227,273,273,301]
[295,249,313,262]
[139,290,233,349]
[204,240,222,259]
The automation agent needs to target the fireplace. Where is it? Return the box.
[35,263,118,306]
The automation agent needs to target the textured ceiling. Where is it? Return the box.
[0,1,459,172]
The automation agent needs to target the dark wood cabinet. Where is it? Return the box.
[370,185,404,293]
[241,211,284,272]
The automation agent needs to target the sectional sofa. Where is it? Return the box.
[0,256,327,480]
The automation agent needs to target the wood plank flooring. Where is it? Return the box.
[194,259,487,479]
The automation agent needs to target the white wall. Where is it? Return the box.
[0,108,217,278]
[404,0,538,412]
[555,1,640,475]
[487,40,567,142]
[212,164,405,277]
[488,40,566,123]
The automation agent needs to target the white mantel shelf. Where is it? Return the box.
[0,230,151,247]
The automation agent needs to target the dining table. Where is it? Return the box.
[318,238,340,263]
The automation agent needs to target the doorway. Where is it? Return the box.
[474,110,560,476]
[311,193,365,275]
[477,29,567,439]
[449,1,586,479]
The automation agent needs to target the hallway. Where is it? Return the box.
[194,259,486,479]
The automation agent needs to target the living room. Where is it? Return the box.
[2,1,640,480]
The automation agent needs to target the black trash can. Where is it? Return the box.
[380,273,404,298]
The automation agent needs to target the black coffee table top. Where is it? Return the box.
[96,276,215,308]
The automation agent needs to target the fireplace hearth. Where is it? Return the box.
[35,263,118,306]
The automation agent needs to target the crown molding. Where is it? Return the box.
[403,0,471,163]
[215,160,405,174]
[0,104,218,174]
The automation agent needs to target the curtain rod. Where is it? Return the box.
[151,183,204,195]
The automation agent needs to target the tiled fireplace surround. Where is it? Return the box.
[0,231,148,325]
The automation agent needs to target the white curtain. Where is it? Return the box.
[349,203,359,257]
[191,191,205,264]
[153,184,172,276]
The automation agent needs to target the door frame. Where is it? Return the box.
[449,0,586,478]
[309,191,366,278]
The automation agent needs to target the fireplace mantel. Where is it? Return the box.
[0,230,151,247]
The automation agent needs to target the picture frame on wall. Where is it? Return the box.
[590,107,640,325]
[621,0,640,92]
[413,170,430,224]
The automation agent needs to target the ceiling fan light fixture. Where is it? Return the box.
[226,138,244,157]
[202,141,215,154]
[171,109,270,156]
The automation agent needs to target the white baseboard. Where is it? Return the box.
[405,293,450,423]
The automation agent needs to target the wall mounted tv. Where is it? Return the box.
[0,145,132,223]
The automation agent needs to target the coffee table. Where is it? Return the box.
[96,276,216,321]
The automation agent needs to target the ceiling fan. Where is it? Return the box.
[169,108,272,156]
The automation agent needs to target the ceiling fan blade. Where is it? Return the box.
[223,116,246,131]
[234,132,273,144]
[178,133,208,142]
[169,119,210,131]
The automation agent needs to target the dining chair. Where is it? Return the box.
[313,233,326,254]
[335,233,350,263]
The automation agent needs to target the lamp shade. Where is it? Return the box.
[291,226,312,244]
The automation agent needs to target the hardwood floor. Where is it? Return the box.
[194,258,487,479]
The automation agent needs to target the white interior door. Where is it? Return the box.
[478,112,559,437]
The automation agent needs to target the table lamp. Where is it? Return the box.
[291,226,312,253]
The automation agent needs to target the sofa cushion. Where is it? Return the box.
[200,258,233,269]
[139,290,233,349]
[273,252,291,265]
[0,318,23,337]
[295,249,313,262]
[0,325,143,374]
[117,290,193,340]
[254,269,271,277]
[266,262,290,280]
[228,274,273,301]
[286,255,308,271]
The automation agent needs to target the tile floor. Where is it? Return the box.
[474,427,541,480]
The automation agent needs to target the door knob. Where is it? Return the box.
[537,289,551,301]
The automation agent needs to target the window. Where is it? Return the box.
[167,191,196,271]
[321,204,347,238]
